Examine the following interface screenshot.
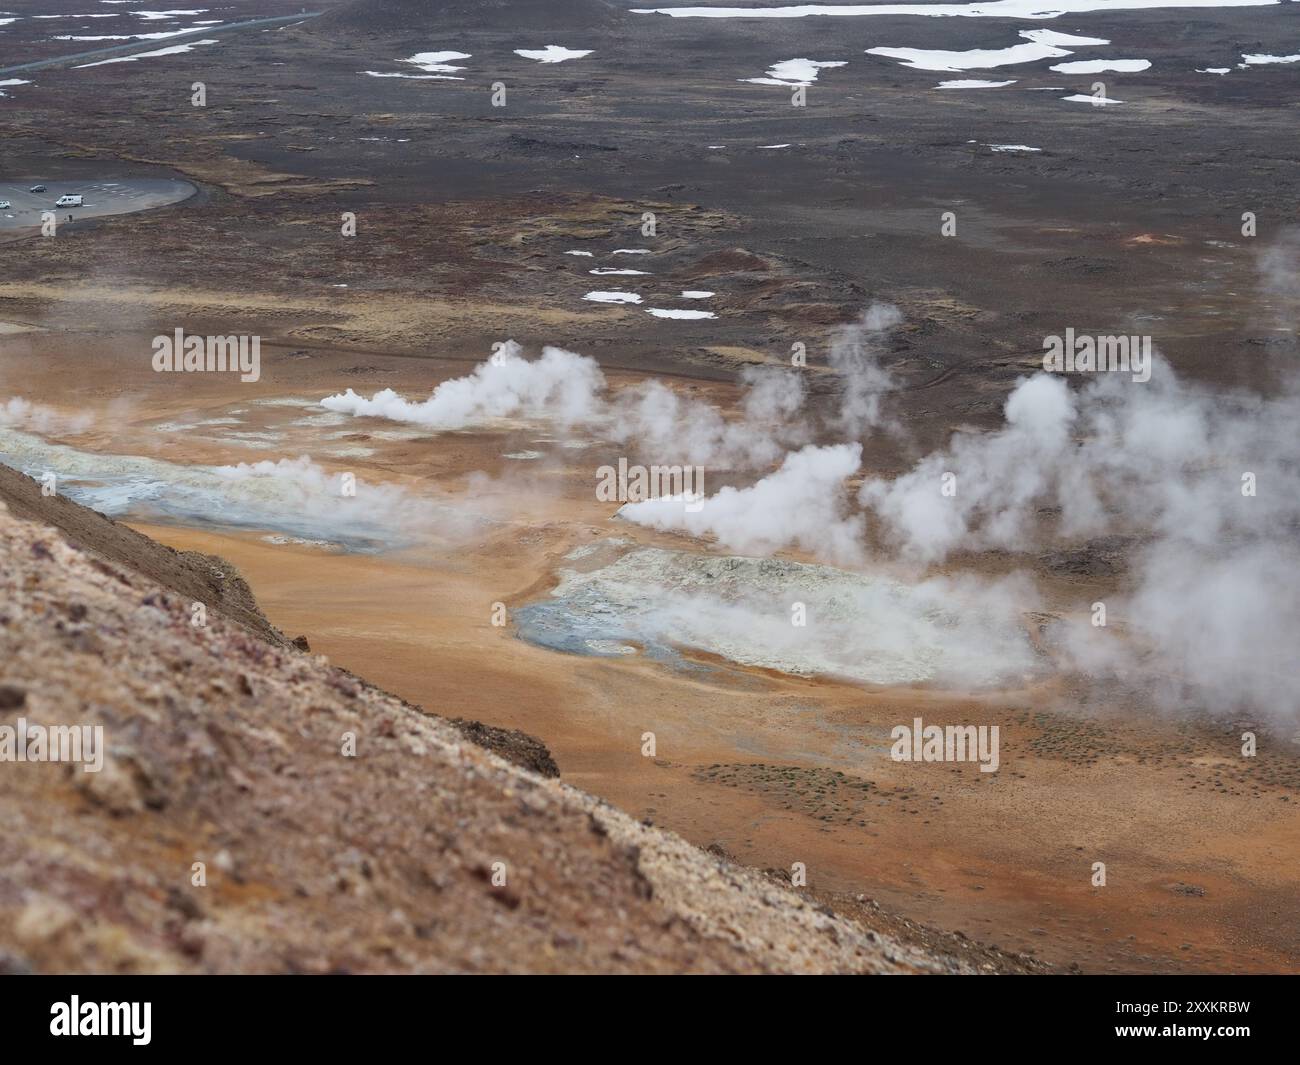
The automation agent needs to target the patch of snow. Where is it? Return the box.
[361,71,462,80]
[1019,28,1108,46]
[937,78,1016,87]
[75,37,217,65]
[584,291,643,304]
[743,57,847,85]
[53,28,198,40]
[403,50,471,74]
[867,42,1069,71]
[1240,52,1300,65]
[130,9,207,20]
[513,45,593,63]
[1061,92,1124,104]
[1050,58,1151,72]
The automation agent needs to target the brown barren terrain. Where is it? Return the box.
[2,0,1298,975]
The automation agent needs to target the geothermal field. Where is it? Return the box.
[0,0,1298,998]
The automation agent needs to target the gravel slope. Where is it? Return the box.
[0,498,985,974]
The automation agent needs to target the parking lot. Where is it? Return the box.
[0,178,196,231]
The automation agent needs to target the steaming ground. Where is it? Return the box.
[516,541,1041,687]
[6,311,1298,721]
[3,329,1299,973]
[0,426,465,552]
[0,400,481,552]
[2,335,1047,690]
[314,301,1300,727]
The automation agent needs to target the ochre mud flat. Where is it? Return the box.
[4,330,1281,975]
[127,519,1300,974]
[6,500,997,974]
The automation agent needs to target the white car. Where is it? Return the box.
[56,194,83,208]
[0,201,10,210]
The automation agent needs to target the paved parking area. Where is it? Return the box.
[0,178,196,230]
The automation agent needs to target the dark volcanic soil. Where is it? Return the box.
[1,0,1296,442]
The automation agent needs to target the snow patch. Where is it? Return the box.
[584,291,643,304]
[514,45,593,63]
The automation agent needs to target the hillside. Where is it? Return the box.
[0,461,291,650]
[0,494,1010,974]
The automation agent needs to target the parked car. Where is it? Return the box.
[29,185,46,193]
[0,201,11,210]
[55,194,83,208]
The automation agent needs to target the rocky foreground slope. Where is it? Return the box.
[0,490,1005,974]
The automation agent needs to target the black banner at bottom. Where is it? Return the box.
[1,973,1291,1053]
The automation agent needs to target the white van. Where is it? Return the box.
[55,194,83,208]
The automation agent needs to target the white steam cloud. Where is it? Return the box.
[240,280,1300,719]
[607,365,810,468]
[828,302,904,436]
[614,257,1299,721]
[0,397,95,436]
[321,342,606,430]
[620,443,865,563]
[319,306,905,469]
[859,372,1082,563]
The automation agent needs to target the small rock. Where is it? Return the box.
[75,755,147,815]
[13,896,78,949]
